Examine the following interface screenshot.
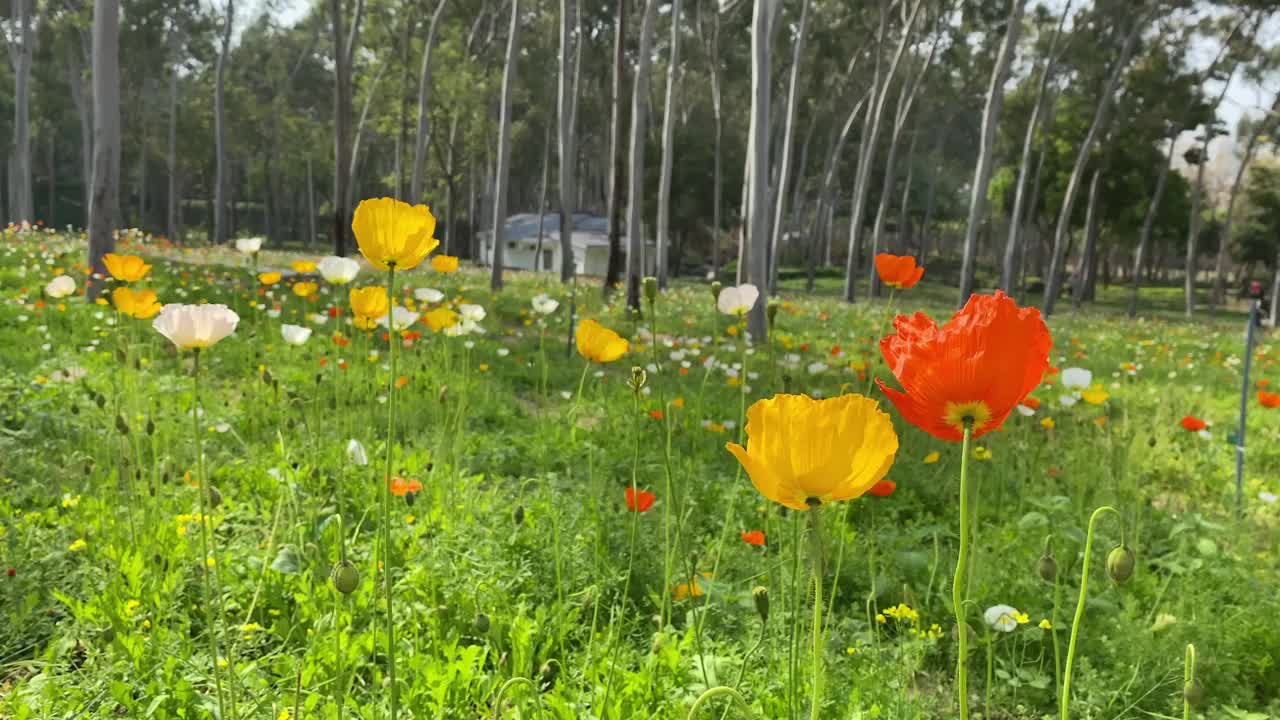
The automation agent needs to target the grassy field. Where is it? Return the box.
[2,225,1279,719]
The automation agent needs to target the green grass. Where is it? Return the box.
[2,228,1279,719]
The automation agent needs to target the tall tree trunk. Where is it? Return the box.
[918,125,941,261]
[213,0,233,243]
[895,127,918,254]
[331,0,363,256]
[489,0,520,290]
[842,0,923,302]
[557,0,578,282]
[604,0,628,295]
[535,121,552,270]
[1071,168,1102,310]
[345,61,387,213]
[1001,0,1070,291]
[703,4,722,279]
[1183,132,1212,317]
[445,115,459,253]
[8,0,34,222]
[958,0,1026,305]
[764,0,807,294]
[88,0,121,297]
[166,30,182,242]
[67,42,93,226]
[1042,10,1146,316]
[807,89,870,290]
[45,134,55,224]
[410,0,448,202]
[1212,94,1277,306]
[744,0,773,339]
[655,0,683,288]
[306,156,317,248]
[625,0,659,309]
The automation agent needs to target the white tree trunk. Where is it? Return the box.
[842,0,923,302]
[557,0,578,282]
[655,0,683,288]
[87,0,121,294]
[1000,0,1070,291]
[534,121,551,270]
[166,28,182,242]
[765,0,808,294]
[410,0,448,202]
[1183,132,1211,317]
[1071,168,1102,309]
[745,0,774,339]
[625,0,659,308]
[1042,10,1147,316]
[1212,93,1277,305]
[213,0,233,243]
[8,0,34,222]
[345,61,387,213]
[490,0,520,290]
[957,0,1026,305]
[67,39,93,227]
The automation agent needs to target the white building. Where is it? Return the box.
[478,213,655,277]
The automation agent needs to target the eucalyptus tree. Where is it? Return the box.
[744,0,775,339]
[410,0,448,203]
[330,0,364,256]
[212,0,234,243]
[624,0,659,309]
[764,0,808,293]
[557,0,578,282]
[655,0,684,288]
[4,0,36,222]
[88,0,121,293]
[490,0,521,290]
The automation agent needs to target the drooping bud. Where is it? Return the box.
[710,281,722,301]
[1183,679,1204,707]
[115,414,131,435]
[1038,553,1058,583]
[330,560,360,594]
[752,586,770,624]
[538,660,560,690]
[766,299,780,327]
[1106,545,1136,584]
[207,486,222,509]
[642,277,658,303]
[513,505,525,527]
[473,613,491,634]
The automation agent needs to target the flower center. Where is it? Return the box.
[943,401,992,433]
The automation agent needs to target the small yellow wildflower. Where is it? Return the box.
[923,451,940,464]
[875,613,886,624]
[61,494,80,509]
[884,603,920,624]
[1013,611,1030,625]
[1039,619,1052,630]
[973,446,992,461]
[1040,417,1055,430]
[1080,384,1110,405]
[68,538,87,552]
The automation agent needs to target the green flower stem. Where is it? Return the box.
[382,264,400,720]
[1183,644,1196,720]
[953,423,974,720]
[1050,562,1064,701]
[491,677,545,718]
[1060,505,1119,720]
[599,388,644,718]
[568,360,591,442]
[192,350,229,720]
[687,687,758,720]
[334,514,346,720]
[807,503,824,720]
[787,510,803,720]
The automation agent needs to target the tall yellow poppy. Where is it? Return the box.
[103,253,151,282]
[351,197,438,271]
[291,260,318,274]
[349,286,389,320]
[575,319,629,363]
[424,307,460,332]
[726,393,898,510]
[431,255,460,273]
[112,287,163,319]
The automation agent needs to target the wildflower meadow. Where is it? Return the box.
[2,210,1279,720]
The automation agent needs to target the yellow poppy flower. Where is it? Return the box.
[292,281,318,298]
[1040,417,1055,430]
[726,393,898,511]
[431,255,460,273]
[102,253,151,282]
[349,286,389,320]
[112,287,162,320]
[259,272,282,285]
[1080,384,1110,405]
[351,197,438,271]
[424,307,460,332]
[575,318,629,363]
[291,260,317,274]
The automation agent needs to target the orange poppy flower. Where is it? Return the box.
[740,530,766,546]
[649,409,665,420]
[874,253,925,290]
[389,477,422,497]
[877,291,1051,442]
[1259,391,1280,408]
[1020,396,1041,410]
[868,479,896,497]
[1180,416,1207,431]
[625,488,655,513]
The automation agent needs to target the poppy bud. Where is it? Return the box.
[629,367,648,394]
[782,374,793,394]
[94,392,106,409]
[766,299,780,326]
[262,368,274,385]
[330,560,360,594]
[208,486,223,509]
[474,613,490,634]
[1183,679,1204,707]
[115,414,130,435]
[538,660,559,690]
[643,277,658,303]
[752,586,769,624]
[404,491,416,507]
[146,416,156,436]
[710,281,722,301]
[513,505,525,526]
[1106,545,1135,584]
[1038,554,1058,583]
[438,385,450,403]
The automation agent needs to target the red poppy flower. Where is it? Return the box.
[5,568,13,577]
[830,345,843,356]
[1259,391,1280,409]
[869,479,897,497]
[625,488,655,513]
[1258,378,1271,388]
[874,253,925,290]
[1020,396,1041,410]
[877,291,1052,442]
[328,306,341,318]
[740,530,766,546]
[1179,416,1207,432]
[389,477,423,497]
[649,409,665,420]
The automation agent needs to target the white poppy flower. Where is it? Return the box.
[346,439,368,466]
[377,306,420,331]
[1060,367,1092,391]
[984,605,1020,633]
[716,284,760,316]
[415,288,444,303]
[1058,395,1078,407]
[235,237,264,254]
[1016,404,1036,416]
[45,275,76,298]
[317,256,360,284]
[281,324,312,345]
[531,293,559,314]
[152,304,240,350]
[459,304,487,323]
